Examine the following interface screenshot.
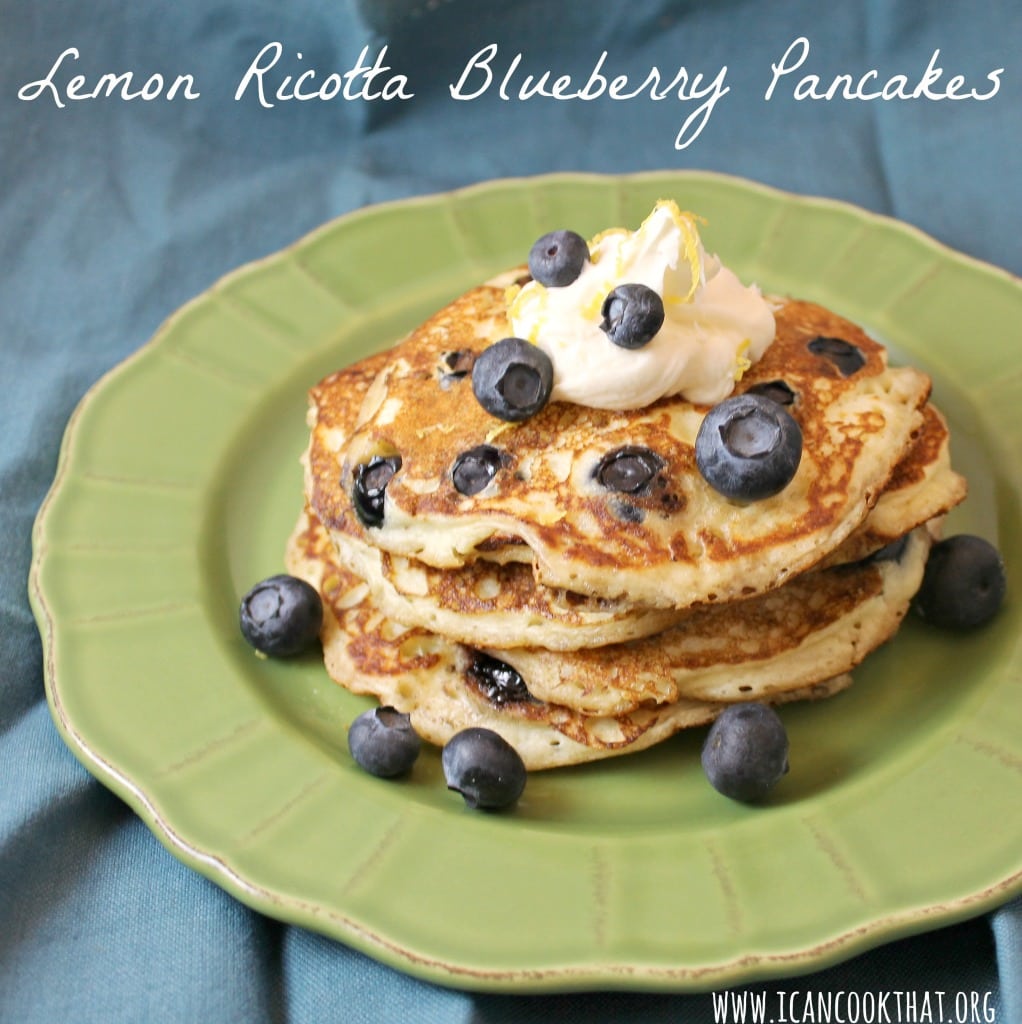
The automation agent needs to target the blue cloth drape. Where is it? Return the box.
[2,1,1019,1020]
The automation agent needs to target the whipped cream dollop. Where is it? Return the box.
[507,200,776,410]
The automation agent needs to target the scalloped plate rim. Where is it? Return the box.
[28,170,1022,993]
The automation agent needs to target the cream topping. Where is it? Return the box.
[508,200,776,409]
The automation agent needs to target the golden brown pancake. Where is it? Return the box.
[303,330,959,651]
[821,404,965,566]
[311,280,931,610]
[489,526,931,715]
[319,407,959,653]
[285,506,857,770]
[304,352,683,649]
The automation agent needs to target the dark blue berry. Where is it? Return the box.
[467,653,535,706]
[600,283,665,349]
[452,445,505,496]
[695,393,802,502]
[594,446,666,496]
[352,454,402,528]
[868,534,910,564]
[439,349,475,389]
[746,379,797,406]
[239,574,322,657]
[528,230,589,287]
[611,500,645,524]
[442,728,527,810]
[348,706,421,778]
[472,337,554,422]
[701,703,789,803]
[807,336,866,376]
[914,534,1006,630]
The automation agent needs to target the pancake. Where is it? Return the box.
[334,541,682,651]
[285,506,855,770]
[312,280,931,610]
[303,352,682,649]
[821,404,965,567]
[304,342,959,653]
[488,526,931,716]
[313,370,959,650]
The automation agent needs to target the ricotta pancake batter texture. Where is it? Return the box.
[290,200,967,768]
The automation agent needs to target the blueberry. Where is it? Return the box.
[348,706,421,778]
[594,446,666,496]
[600,283,665,349]
[528,230,589,287]
[352,454,402,528]
[239,574,323,657]
[701,703,789,803]
[466,653,536,706]
[913,534,1006,630]
[442,728,527,810]
[471,337,554,422]
[439,349,475,389]
[746,379,797,407]
[807,336,866,376]
[452,445,505,496]
[867,534,910,564]
[611,499,645,524]
[695,393,802,502]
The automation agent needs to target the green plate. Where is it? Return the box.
[29,172,1022,993]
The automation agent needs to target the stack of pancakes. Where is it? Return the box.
[287,268,966,770]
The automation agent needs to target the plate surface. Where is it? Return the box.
[30,171,1022,992]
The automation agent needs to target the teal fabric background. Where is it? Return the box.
[2,1,1019,1020]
